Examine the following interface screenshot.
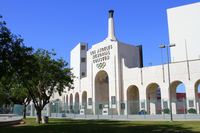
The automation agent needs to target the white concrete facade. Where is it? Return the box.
[60,4,200,115]
[168,2,200,62]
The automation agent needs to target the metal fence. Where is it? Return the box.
[0,104,24,116]
[26,99,200,120]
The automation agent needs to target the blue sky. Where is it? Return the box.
[0,0,199,67]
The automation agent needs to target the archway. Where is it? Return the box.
[95,70,109,114]
[195,80,200,114]
[70,94,73,113]
[170,81,186,114]
[82,91,87,109]
[146,83,161,114]
[127,85,139,114]
[75,92,80,114]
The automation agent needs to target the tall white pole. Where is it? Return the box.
[166,46,173,121]
[160,44,175,121]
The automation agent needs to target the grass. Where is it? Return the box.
[1,118,200,133]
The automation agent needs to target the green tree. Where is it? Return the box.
[10,83,31,118]
[24,49,73,123]
[0,16,33,111]
[0,16,14,106]
[0,16,73,123]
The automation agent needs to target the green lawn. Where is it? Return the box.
[1,118,200,133]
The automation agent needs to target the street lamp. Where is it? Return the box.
[160,46,165,83]
[159,44,175,122]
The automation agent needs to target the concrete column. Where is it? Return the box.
[171,101,177,114]
[197,100,200,114]
[160,85,172,114]
[139,86,146,112]
[140,99,146,114]
[125,100,128,115]
[171,87,177,114]
[185,82,196,113]
[150,101,156,114]
[124,90,128,115]
[107,10,116,41]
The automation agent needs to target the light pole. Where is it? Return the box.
[159,44,175,122]
[160,47,165,83]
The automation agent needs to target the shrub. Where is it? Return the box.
[163,108,170,114]
[138,110,147,115]
[188,108,197,114]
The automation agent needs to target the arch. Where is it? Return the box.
[146,83,161,114]
[194,79,200,114]
[69,93,73,113]
[75,92,80,114]
[95,70,109,114]
[170,80,187,114]
[82,91,87,109]
[127,85,140,114]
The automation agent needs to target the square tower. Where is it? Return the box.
[167,2,200,62]
[70,42,88,79]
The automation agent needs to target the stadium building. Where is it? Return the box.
[29,2,200,116]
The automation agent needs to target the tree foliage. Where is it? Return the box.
[0,16,32,108]
[0,16,73,123]
[25,49,73,123]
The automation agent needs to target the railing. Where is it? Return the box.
[25,99,200,120]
